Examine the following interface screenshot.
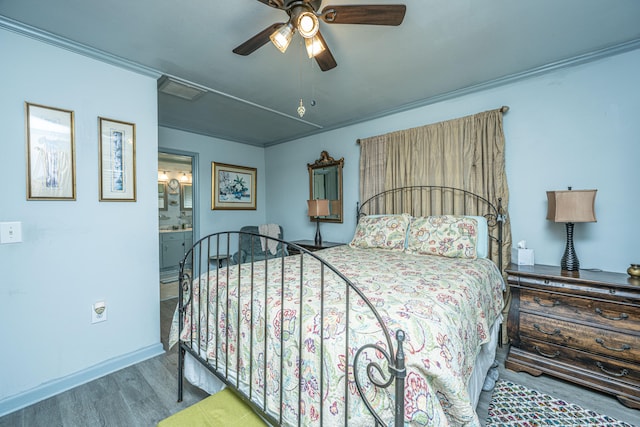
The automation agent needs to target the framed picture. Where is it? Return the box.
[212,162,256,210]
[99,117,136,201]
[25,102,76,200]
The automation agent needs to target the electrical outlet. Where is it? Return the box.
[92,301,107,324]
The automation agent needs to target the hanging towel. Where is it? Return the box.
[258,223,281,255]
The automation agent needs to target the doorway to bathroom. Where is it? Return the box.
[158,150,198,293]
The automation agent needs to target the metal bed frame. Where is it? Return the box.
[176,186,504,426]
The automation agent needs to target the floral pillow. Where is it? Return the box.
[349,214,411,250]
[406,215,478,259]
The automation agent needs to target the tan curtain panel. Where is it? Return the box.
[358,134,388,215]
[358,108,512,338]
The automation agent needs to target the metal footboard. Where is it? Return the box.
[176,231,406,426]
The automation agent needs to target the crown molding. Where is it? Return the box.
[0,15,162,79]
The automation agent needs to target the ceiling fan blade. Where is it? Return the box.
[232,23,284,56]
[314,31,337,72]
[256,0,284,8]
[320,5,406,25]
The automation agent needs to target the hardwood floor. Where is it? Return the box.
[1,298,637,426]
[0,299,207,427]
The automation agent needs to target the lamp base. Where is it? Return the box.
[314,219,322,246]
[561,222,580,271]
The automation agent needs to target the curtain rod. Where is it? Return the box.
[357,105,510,144]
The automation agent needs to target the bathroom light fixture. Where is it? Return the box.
[180,172,189,182]
[159,171,169,181]
[546,187,597,271]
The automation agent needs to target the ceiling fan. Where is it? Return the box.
[233,0,407,71]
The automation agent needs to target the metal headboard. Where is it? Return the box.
[356,185,505,271]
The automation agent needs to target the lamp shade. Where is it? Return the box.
[546,189,597,223]
[308,199,330,217]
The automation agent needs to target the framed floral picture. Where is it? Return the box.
[211,162,256,210]
[25,102,76,200]
[99,117,136,201]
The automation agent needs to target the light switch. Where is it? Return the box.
[0,222,22,244]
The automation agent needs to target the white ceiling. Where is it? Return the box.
[2,1,640,146]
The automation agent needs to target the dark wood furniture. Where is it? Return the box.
[287,239,344,255]
[505,264,640,409]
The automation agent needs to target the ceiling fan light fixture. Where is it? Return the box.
[297,11,319,38]
[270,22,294,53]
[305,34,326,58]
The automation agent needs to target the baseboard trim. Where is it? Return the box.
[0,343,165,418]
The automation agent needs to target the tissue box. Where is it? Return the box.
[512,248,535,266]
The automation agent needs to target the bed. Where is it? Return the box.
[170,186,506,426]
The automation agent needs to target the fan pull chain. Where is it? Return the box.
[297,38,306,117]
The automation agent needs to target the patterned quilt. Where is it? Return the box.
[170,245,504,426]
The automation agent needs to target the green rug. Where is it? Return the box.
[486,380,636,426]
[158,388,267,427]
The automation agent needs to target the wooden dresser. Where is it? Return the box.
[505,264,640,409]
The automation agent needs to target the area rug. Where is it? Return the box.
[158,388,266,427]
[486,380,636,427]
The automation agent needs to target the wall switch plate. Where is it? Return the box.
[92,301,107,323]
[0,222,22,244]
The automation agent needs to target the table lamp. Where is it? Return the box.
[307,199,330,246]
[546,188,597,271]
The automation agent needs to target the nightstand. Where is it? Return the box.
[505,264,640,409]
[287,240,344,255]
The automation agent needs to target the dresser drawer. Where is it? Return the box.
[520,313,640,361]
[519,288,640,333]
[521,338,640,386]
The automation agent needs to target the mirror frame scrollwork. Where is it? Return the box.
[307,151,344,224]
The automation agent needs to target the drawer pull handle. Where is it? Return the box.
[534,346,560,358]
[595,308,628,321]
[533,296,560,307]
[596,362,629,378]
[595,338,631,352]
[533,324,561,336]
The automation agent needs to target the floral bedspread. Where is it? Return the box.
[169,245,504,426]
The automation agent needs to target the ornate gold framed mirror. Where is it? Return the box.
[308,151,344,223]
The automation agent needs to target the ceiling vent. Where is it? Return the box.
[158,76,206,101]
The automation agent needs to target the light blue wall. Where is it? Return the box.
[0,29,161,414]
[266,48,640,273]
[158,127,267,241]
